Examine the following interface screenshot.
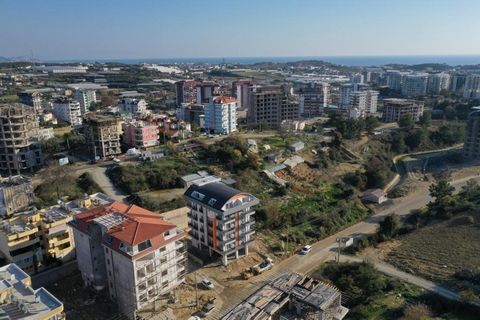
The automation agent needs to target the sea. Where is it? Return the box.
[48,55,480,67]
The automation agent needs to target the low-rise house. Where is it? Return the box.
[222,272,348,320]
[180,171,214,188]
[362,188,388,204]
[284,155,305,169]
[289,141,305,152]
[0,263,65,319]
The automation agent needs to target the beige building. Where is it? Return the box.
[83,113,122,159]
[0,263,65,319]
[382,98,424,122]
[0,175,35,218]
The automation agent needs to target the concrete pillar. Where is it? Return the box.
[245,246,249,256]
[222,254,228,266]
[235,250,239,259]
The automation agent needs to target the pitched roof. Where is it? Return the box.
[212,96,237,104]
[184,182,256,211]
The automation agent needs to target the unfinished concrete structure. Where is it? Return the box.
[0,175,35,217]
[83,113,122,159]
[222,272,348,320]
[0,103,43,175]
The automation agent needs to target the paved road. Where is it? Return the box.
[209,174,480,319]
[76,165,127,203]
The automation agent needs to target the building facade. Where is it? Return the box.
[70,202,186,319]
[118,98,148,115]
[298,82,330,117]
[185,179,259,266]
[204,96,237,134]
[18,91,43,114]
[382,98,424,122]
[74,89,97,114]
[123,121,159,149]
[196,81,219,104]
[175,80,198,105]
[83,113,122,159]
[233,80,256,110]
[52,98,83,126]
[0,104,43,175]
[426,73,451,95]
[463,74,480,100]
[401,74,428,97]
[464,108,480,159]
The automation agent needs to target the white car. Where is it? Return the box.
[201,278,214,290]
[300,245,312,255]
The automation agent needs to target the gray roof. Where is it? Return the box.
[184,182,243,211]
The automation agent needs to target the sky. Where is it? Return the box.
[1,0,480,60]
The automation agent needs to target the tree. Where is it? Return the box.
[399,114,415,129]
[365,116,380,134]
[378,214,400,239]
[428,178,455,218]
[418,111,431,127]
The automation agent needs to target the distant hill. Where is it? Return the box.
[0,56,41,63]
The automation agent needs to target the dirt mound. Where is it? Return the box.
[449,215,476,227]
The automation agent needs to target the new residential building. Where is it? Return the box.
[52,97,82,126]
[0,263,65,319]
[298,82,330,117]
[426,73,451,95]
[18,91,44,114]
[464,108,480,159]
[175,80,198,105]
[347,90,379,119]
[382,98,424,122]
[196,81,219,104]
[401,74,428,97]
[70,202,186,319]
[204,96,237,134]
[248,86,299,129]
[233,80,256,110]
[463,74,480,100]
[123,121,159,149]
[83,113,122,159]
[185,179,259,266]
[176,103,205,128]
[74,89,97,114]
[0,103,43,175]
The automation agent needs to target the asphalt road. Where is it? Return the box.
[209,174,480,319]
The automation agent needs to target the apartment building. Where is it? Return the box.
[451,73,467,93]
[427,73,451,95]
[382,98,424,122]
[233,80,256,110]
[463,74,480,100]
[176,103,205,128]
[463,108,480,159]
[338,84,353,108]
[118,98,148,115]
[70,202,186,319]
[401,74,428,97]
[385,70,405,91]
[123,121,159,149]
[196,81,219,104]
[298,82,330,117]
[52,97,82,126]
[347,90,379,119]
[204,96,237,134]
[18,91,44,114]
[74,89,97,114]
[83,113,122,159]
[184,178,259,266]
[248,85,299,129]
[175,80,198,105]
[0,103,43,175]
[222,272,348,320]
[0,175,35,217]
[157,116,191,142]
[0,263,64,319]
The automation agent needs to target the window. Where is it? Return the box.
[161,270,168,276]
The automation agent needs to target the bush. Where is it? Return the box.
[401,303,433,320]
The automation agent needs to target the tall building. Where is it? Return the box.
[70,201,186,319]
[426,73,451,95]
[184,179,259,266]
[118,98,148,115]
[18,91,43,114]
[204,96,237,134]
[248,85,299,129]
[196,81,219,104]
[401,74,428,97]
[338,84,353,108]
[175,80,198,105]
[382,98,424,122]
[0,104,43,175]
[451,73,467,93]
[123,121,159,149]
[351,73,365,90]
[463,74,480,100]
[463,108,480,159]
[298,82,330,117]
[74,89,97,114]
[385,70,404,91]
[176,103,205,128]
[52,97,83,126]
[233,80,256,110]
[83,113,122,159]
[0,263,65,319]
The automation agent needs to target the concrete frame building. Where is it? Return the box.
[0,175,34,218]
[233,80,256,110]
[0,263,65,319]
[464,108,480,159]
[298,82,330,117]
[0,104,43,175]
[175,80,198,105]
[204,96,237,134]
[184,179,259,266]
[83,113,122,160]
[118,98,148,115]
[70,202,186,319]
[52,98,82,127]
[382,98,424,122]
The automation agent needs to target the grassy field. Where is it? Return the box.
[386,214,480,292]
[139,188,185,202]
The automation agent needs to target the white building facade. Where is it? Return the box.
[204,96,237,134]
[52,98,82,126]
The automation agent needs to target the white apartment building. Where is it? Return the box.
[382,98,424,122]
[401,74,428,97]
[71,201,186,319]
[343,90,378,119]
[385,70,405,91]
[74,89,97,114]
[204,96,237,134]
[427,73,451,95]
[463,74,480,100]
[184,178,259,266]
[52,98,82,126]
[118,98,148,115]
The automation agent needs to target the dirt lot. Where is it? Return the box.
[140,188,185,202]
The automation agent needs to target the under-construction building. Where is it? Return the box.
[83,113,122,159]
[0,103,43,175]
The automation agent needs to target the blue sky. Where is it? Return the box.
[1,0,479,59]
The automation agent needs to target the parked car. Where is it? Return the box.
[201,278,214,290]
[300,245,312,255]
[112,158,121,164]
[200,302,215,317]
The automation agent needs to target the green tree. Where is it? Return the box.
[418,111,431,127]
[378,214,400,239]
[365,116,380,134]
[428,178,455,218]
[399,114,415,129]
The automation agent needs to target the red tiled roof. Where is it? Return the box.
[213,95,237,104]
